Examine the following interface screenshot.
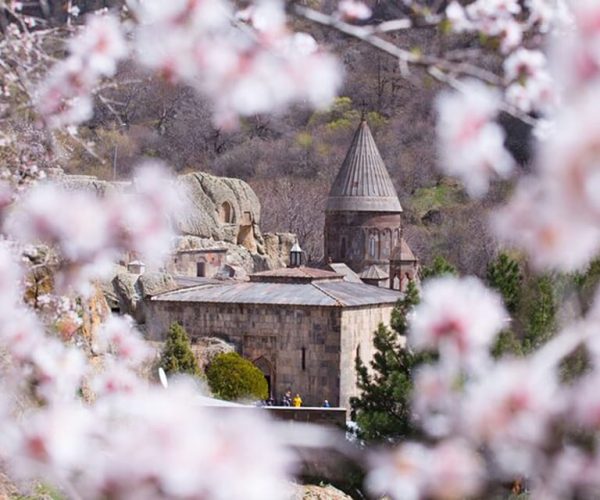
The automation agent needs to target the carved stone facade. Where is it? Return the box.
[165,248,227,278]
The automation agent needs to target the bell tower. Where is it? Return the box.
[324,120,403,276]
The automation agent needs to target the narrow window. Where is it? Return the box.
[196,262,205,277]
[301,347,306,371]
[340,237,347,259]
[369,235,376,258]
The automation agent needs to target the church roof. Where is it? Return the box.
[326,120,402,213]
[390,238,418,262]
[249,266,341,283]
[151,279,401,308]
[359,264,389,280]
[325,263,363,283]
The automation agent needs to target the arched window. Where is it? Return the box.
[369,232,379,258]
[381,229,391,258]
[394,228,400,247]
[219,201,235,224]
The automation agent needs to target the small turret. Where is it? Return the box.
[289,242,303,268]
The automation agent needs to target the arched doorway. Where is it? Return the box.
[219,201,235,224]
[253,356,274,399]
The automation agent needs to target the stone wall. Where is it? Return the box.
[146,299,395,409]
[146,300,343,406]
[324,211,402,273]
[339,305,394,409]
[165,249,227,278]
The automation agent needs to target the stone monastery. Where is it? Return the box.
[140,120,419,409]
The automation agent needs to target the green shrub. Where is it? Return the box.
[206,352,268,401]
[160,322,201,377]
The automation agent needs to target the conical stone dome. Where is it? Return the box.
[326,120,402,213]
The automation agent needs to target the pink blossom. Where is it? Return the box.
[30,339,87,403]
[446,2,473,31]
[81,380,295,499]
[409,276,506,363]
[91,361,144,397]
[4,404,93,481]
[68,14,127,77]
[436,81,514,197]
[35,14,126,127]
[462,359,559,475]
[338,1,373,21]
[243,0,287,35]
[504,48,548,81]
[448,0,524,53]
[532,446,600,499]
[412,364,458,437]
[526,0,558,31]
[94,315,152,366]
[131,0,341,124]
[0,310,45,362]
[538,93,600,224]
[493,179,600,271]
[366,440,483,500]
[131,0,229,31]
[0,242,22,311]
[110,161,181,264]
[6,183,112,263]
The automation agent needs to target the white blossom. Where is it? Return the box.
[337,0,372,21]
[409,276,506,364]
[462,359,559,475]
[366,440,483,500]
[436,81,514,197]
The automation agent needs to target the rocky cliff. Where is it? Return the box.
[56,171,298,320]
[58,171,296,272]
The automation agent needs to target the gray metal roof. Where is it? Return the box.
[249,266,341,283]
[325,263,363,283]
[326,120,402,213]
[151,279,401,308]
[390,238,418,262]
[359,264,390,280]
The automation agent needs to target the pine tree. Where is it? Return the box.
[523,276,556,354]
[420,255,458,281]
[486,252,522,314]
[160,322,201,377]
[350,281,423,441]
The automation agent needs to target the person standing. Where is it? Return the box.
[282,389,292,406]
[292,393,302,407]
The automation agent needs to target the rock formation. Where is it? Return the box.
[112,271,178,323]
[58,170,298,316]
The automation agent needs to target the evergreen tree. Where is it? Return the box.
[491,329,523,358]
[160,322,201,377]
[206,352,268,401]
[350,281,423,441]
[574,257,600,314]
[420,255,458,281]
[523,276,557,354]
[486,252,522,314]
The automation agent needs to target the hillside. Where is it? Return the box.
[13,1,527,275]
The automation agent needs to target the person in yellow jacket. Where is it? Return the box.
[292,393,302,407]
